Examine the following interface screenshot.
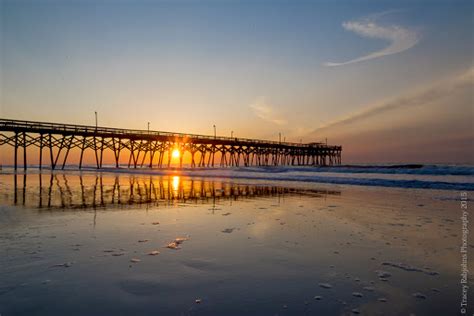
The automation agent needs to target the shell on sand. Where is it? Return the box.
[166,236,189,249]
[51,262,73,268]
[412,292,427,299]
[166,242,180,250]
[174,237,189,244]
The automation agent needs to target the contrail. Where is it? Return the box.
[313,67,474,132]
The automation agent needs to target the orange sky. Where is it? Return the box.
[1,1,473,164]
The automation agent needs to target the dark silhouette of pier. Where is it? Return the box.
[0,118,342,170]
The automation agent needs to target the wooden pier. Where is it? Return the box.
[0,118,342,170]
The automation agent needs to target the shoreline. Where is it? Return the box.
[1,165,473,191]
[0,171,470,316]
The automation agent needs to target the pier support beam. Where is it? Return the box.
[23,132,27,170]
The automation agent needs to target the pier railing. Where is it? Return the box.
[0,118,329,148]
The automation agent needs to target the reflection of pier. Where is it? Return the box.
[0,119,342,170]
[7,173,340,210]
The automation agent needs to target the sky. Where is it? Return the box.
[1,0,473,164]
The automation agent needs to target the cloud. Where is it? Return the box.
[308,67,474,163]
[249,97,288,125]
[313,67,474,132]
[324,14,420,67]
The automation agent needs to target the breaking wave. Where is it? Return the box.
[3,164,473,191]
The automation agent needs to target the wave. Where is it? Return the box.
[2,164,473,191]
[324,164,474,176]
[77,165,474,191]
[229,164,474,176]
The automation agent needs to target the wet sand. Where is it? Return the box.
[0,171,471,315]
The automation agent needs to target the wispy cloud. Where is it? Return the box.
[312,67,474,132]
[308,67,474,163]
[324,13,420,67]
[249,97,287,125]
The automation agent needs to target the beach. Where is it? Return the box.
[2,1,473,315]
[0,167,472,315]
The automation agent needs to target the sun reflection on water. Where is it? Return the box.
[172,175,180,193]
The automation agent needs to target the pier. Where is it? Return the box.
[0,118,342,170]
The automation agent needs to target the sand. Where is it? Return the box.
[0,171,471,315]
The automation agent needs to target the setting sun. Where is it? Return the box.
[172,149,180,159]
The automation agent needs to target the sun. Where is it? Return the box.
[172,149,180,159]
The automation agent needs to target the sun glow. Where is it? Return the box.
[172,176,180,192]
[172,149,180,159]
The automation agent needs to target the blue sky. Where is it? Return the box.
[1,0,473,163]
